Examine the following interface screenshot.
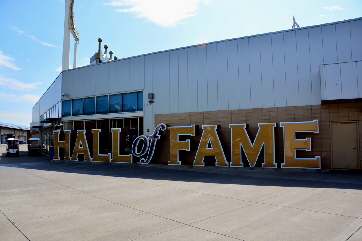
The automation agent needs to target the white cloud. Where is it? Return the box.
[78,58,90,67]
[0,93,39,104]
[55,65,62,72]
[10,26,57,47]
[0,51,21,70]
[323,6,343,11]
[0,111,31,119]
[104,0,211,27]
[20,94,40,103]
[320,14,334,17]
[0,76,42,91]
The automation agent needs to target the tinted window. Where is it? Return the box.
[84,97,95,115]
[62,100,71,117]
[96,96,108,114]
[72,99,83,116]
[137,92,143,111]
[123,92,137,112]
[109,94,123,113]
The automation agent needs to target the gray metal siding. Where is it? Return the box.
[34,18,362,133]
[61,19,361,111]
[169,50,179,113]
[321,61,362,100]
[188,47,198,113]
[196,46,208,111]
[227,40,239,110]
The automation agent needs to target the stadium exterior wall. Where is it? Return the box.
[31,17,362,169]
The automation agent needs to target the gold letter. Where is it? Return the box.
[53,130,71,160]
[168,125,196,165]
[71,130,92,161]
[230,123,276,167]
[91,129,108,162]
[280,120,320,168]
[194,125,227,166]
[111,128,132,163]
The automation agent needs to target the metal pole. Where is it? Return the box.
[62,0,70,71]
[73,41,78,69]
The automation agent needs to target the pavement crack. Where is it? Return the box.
[346,224,362,240]
[1,209,31,241]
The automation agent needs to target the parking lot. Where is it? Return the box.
[1,144,362,240]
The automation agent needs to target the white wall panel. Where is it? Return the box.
[100,63,109,94]
[226,40,240,110]
[76,68,85,96]
[358,61,362,98]
[152,51,170,114]
[120,59,130,92]
[130,56,145,91]
[323,64,341,100]
[206,43,218,111]
[187,47,198,112]
[308,27,323,104]
[321,25,337,63]
[270,33,286,107]
[178,48,189,113]
[260,34,274,108]
[114,61,123,93]
[108,61,116,94]
[336,22,352,63]
[95,64,104,95]
[39,74,62,115]
[196,46,208,111]
[341,62,358,99]
[322,61,361,100]
[216,41,229,110]
[144,54,154,132]
[350,20,362,61]
[249,36,263,108]
[169,50,179,113]
[32,102,40,124]
[73,68,83,97]
[284,31,299,106]
[296,29,312,105]
[79,66,90,97]
[61,71,71,97]
[237,38,251,109]
[88,65,97,96]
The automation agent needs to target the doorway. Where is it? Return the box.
[331,121,359,169]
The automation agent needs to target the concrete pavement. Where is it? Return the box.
[1,144,362,240]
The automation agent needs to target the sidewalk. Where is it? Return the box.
[1,145,362,240]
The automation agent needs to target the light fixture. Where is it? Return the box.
[148,93,154,104]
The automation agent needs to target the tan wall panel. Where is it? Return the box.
[155,102,362,169]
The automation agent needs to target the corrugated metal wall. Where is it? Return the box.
[37,18,362,132]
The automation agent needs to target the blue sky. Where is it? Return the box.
[0,0,361,127]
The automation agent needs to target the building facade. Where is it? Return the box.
[31,17,362,169]
[0,122,29,144]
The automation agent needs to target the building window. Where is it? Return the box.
[109,94,123,113]
[72,99,83,116]
[84,97,95,115]
[123,92,137,112]
[96,96,108,114]
[137,92,143,111]
[62,100,71,117]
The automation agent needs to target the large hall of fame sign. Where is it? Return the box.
[53,120,321,168]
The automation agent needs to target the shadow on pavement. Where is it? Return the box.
[1,157,362,191]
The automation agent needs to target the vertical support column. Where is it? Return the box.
[62,0,70,71]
